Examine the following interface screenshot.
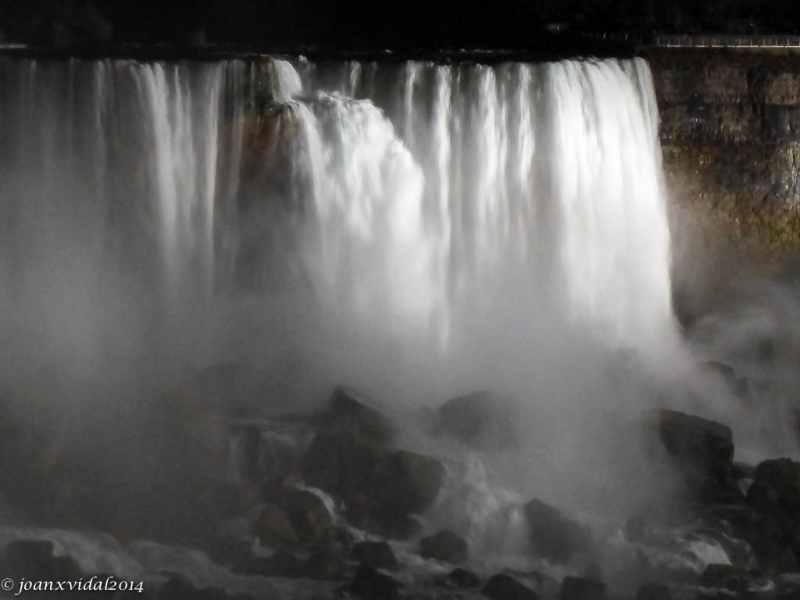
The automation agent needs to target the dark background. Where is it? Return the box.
[2,0,800,53]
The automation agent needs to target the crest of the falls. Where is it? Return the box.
[290,57,676,352]
[0,55,676,364]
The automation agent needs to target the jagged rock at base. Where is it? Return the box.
[233,547,306,578]
[0,539,82,583]
[351,540,399,571]
[325,386,395,443]
[700,564,754,593]
[254,503,300,546]
[445,567,482,588]
[482,573,540,600]
[634,583,671,600]
[420,529,469,564]
[349,563,402,600]
[652,409,743,504]
[559,575,606,600]
[301,386,444,539]
[743,457,800,571]
[522,499,592,564]
[306,546,350,581]
[433,391,518,450]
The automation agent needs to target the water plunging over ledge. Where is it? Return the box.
[0,56,676,359]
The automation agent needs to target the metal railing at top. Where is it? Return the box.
[654,34,800,48]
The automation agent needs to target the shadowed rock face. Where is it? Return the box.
[645,49,800,325]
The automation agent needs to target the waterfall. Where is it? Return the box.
[0,55,676,367]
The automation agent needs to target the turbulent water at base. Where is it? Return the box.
[0,56,675,359]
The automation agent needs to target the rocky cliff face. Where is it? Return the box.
[649,49,800,249]
[646,49,800,321]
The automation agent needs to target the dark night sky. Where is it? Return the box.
[2,0,800,50]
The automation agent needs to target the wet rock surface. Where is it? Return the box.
[654,409,743,505]
[0,381,799,600]
[523,499,593,564]
[420,529,469,564]
[482,573,540,600]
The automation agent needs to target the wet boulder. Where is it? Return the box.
[433,391,518,450]
[483,573,540,600]
[653,409,742,503]
[325,386,395,443]
[0,540,83,582]
[634,583,671,600]
[384,450,446,517]
[445,567,482,588]
[306,546,351,581]
[743,458,800,570]
[351,541,399,571]
[523,499,592,564]
[747,458,800,522]
[302,387,443,538]
[700,564,754,593]
[254,488,332,546]
[349,564,402,600]
[420,529,468,564]
[254,504,300,546]
[655,409,734,478]
[559,576,606,600]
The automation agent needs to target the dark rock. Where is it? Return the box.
[446,567,482,588]
[279,488,332,544]
[523,499,592,564]
[434,391,518,450]
[385,450,446,518]
[653,409,742,504]
[232,547,305,578]
[747,458,800,520]
[482,573,540,600]
[349,563,401,600]
[254,503,300,546]
[1,539,83,582]
[743,458,800,570]
[302,429,388,501]
[326,386,394,443]
[420,529,468,564]
[254,488,332,546]
[634,583,671,600]
[351,541,399,571]
[302,405,444,539]
[559,576,606,600]
[700,564,753,592]
[306,546,350,581]
[655,409,734,478]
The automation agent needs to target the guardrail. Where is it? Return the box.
[654,34,800,48]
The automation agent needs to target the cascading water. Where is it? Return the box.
[0,54,704,598]
[0,56,677,360]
